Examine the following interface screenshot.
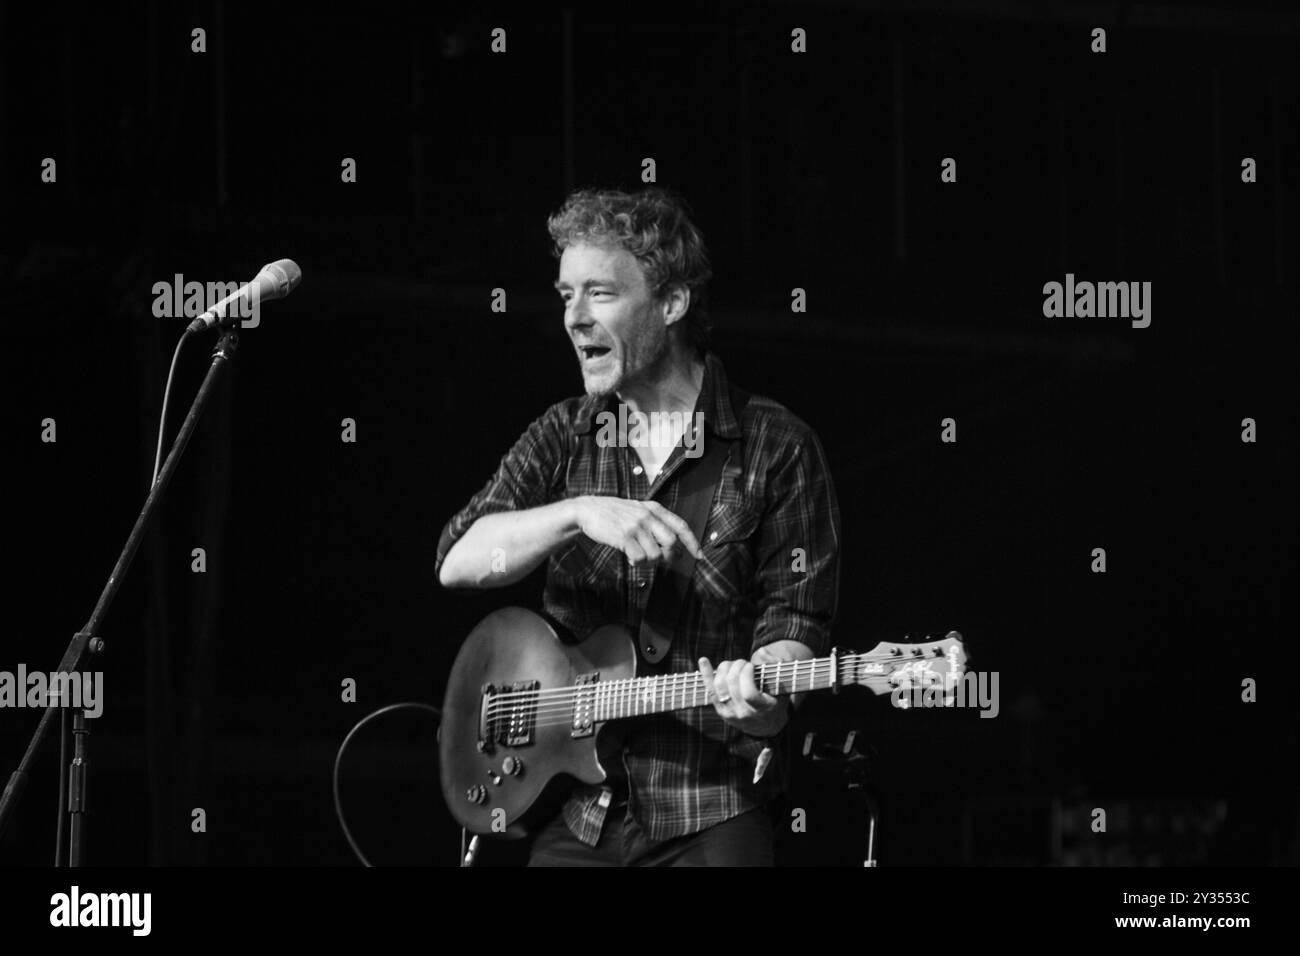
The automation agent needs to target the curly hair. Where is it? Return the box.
[546,186,713,352]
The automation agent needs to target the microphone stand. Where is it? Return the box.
[803,729,882,867]
[0,330,240,864]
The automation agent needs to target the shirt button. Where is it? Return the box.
[638,580,647,589]
[709,531,718,542]
[632,465,644,475]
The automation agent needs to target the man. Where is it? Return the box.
[436,186,840,866]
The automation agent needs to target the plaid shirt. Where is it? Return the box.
[435,352,841,844]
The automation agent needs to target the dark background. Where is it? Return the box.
[0,0,1295,866]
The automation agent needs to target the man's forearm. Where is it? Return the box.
[439,498,582,588]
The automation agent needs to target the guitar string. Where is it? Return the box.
[481,660,841,711]
[486,680,955,722]
[478,652,946,707]
[485,681,962,734]
[487,685,961,722]
[488,679,967,731]
[479,647,958,703]
[480,654,955,710]
[480,657,955,713]
[481,660,959,722]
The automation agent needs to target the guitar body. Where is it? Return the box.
[439,607,636,838]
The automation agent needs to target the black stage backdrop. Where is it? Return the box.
[0,0,1296,868]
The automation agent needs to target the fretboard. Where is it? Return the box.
[591,656,847,722]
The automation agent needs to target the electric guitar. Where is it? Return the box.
[439,607,966,837]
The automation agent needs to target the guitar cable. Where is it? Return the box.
[332,701,442,867]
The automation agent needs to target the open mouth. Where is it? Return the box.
[578,346,612,362]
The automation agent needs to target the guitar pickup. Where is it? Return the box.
[570,672,599,738]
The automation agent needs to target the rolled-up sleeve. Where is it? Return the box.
[749,432,841,657]
[434,402,571,581]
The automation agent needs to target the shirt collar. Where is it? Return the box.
[573,351,742,440]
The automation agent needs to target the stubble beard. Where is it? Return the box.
[583,317,671,400]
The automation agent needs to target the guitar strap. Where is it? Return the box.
[637,384,750,667]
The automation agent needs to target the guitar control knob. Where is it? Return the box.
[502,756,524,777]
[465,785,488,805]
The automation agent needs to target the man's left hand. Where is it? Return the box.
[698,646,795,738]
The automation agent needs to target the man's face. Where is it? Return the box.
[555,242,670,397]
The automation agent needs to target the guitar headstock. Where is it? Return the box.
[843,631,967,697]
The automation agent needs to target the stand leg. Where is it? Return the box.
[68,711,90,867]
[0,332,237,857]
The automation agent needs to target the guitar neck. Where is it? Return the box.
[594,657,844,723]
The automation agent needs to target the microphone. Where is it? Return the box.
[186,259,302,333]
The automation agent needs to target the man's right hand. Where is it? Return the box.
[573,495,704,568]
